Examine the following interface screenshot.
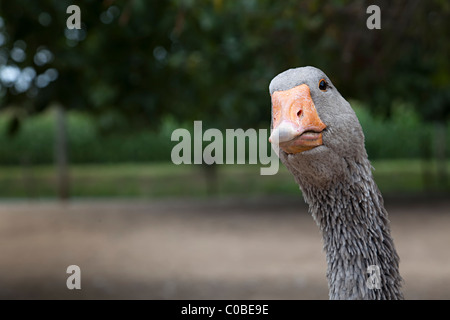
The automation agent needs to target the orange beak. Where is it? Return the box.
[269,84,326,154]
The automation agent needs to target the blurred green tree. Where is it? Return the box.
[0,0,449,194]
[1,0,449,128]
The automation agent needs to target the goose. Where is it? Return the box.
[269,66,403,300]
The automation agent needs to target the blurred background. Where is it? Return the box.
[0,0,449,299]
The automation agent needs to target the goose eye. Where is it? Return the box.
[319,79,328,91]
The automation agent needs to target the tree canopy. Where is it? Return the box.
[0,0,449,133]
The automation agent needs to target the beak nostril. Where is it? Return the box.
[297,110,302,118]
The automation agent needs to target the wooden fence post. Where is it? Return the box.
[55,105,70,200]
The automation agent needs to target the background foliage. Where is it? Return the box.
[1,0,449,128]
[0,0,449,197]
[0,106,446,165]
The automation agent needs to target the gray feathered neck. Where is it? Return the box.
[281,151,403,300]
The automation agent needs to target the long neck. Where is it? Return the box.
[299,158,403,300]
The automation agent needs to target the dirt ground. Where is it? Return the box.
[0,196,449,300]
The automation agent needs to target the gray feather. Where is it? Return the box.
[271,66,404,300]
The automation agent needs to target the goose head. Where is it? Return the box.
[269,66,367,187]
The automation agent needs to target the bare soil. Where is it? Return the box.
[0,196,449,299]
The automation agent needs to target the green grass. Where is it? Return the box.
[0,160,449,199]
